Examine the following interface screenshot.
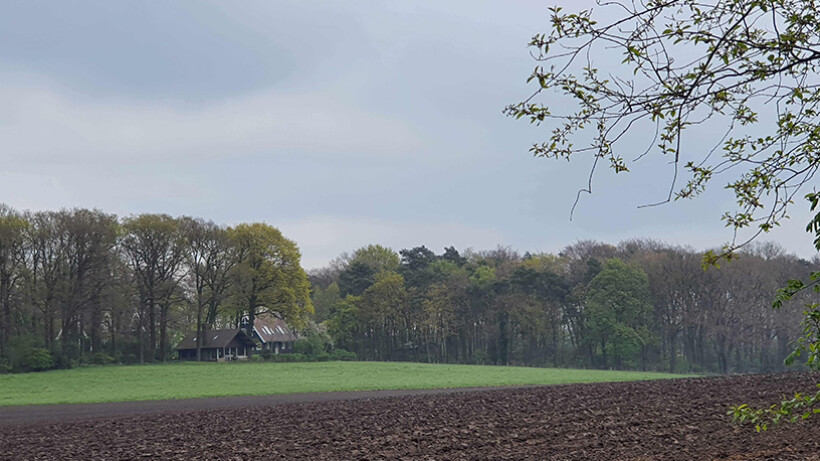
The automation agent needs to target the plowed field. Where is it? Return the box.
[2,372,819,460]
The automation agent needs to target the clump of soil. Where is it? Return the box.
[1,372,819,460]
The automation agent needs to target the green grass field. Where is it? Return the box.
[0,361,691,406]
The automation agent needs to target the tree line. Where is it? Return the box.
[1,202,811,375]
[0,204,312,371]
[310,241,812,374]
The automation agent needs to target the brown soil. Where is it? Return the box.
[1,372,819,460]
[0,387,529,427]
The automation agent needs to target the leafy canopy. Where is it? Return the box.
[229,223,313,329]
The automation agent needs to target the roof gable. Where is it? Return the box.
[252,316,297,343]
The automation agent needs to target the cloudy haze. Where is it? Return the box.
[1,0,814,268]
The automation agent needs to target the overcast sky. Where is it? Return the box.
[1,0,815,268]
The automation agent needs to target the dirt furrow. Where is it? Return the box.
[1,373,819,460]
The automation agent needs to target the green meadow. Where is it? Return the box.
[0,361,692,406]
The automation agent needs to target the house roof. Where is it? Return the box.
[175,329,256,350]
[253,316,297,343]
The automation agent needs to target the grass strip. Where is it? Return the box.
[0,361,692,406]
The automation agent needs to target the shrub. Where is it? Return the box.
[292,339,311,355]
[91,352,115,365]
[4,335,57,372]
[268,353,307,362]
[294,323,334,356]
[25,348,54,371]
[45,342,79,369]
[314,351,330,362]
[259,349,356,362]
[293,336,330,356]
[331,349,357,361]
[50,347,73,370]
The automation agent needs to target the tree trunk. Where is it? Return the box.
[196,308,203,362]
[0,275,10,356]
[498,311,509,366]
[669,330,678,374]
[159,300,169,362]
[148,297,156,361]
[138,315,145,364]
[245,295,257,356]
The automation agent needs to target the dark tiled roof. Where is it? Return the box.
[175,329,255,350]
[253,316,297,343]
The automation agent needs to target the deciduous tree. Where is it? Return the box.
[230,223,312,340]
[120,214,185,362]
[586,259,653,369]
[0,206,28,356]
[181,217,236,361]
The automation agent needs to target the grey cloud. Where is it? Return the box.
[0,0,812,267]
[0,79,425,165]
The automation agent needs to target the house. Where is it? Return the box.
[242,315,298,354]
[175,329,256,361]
